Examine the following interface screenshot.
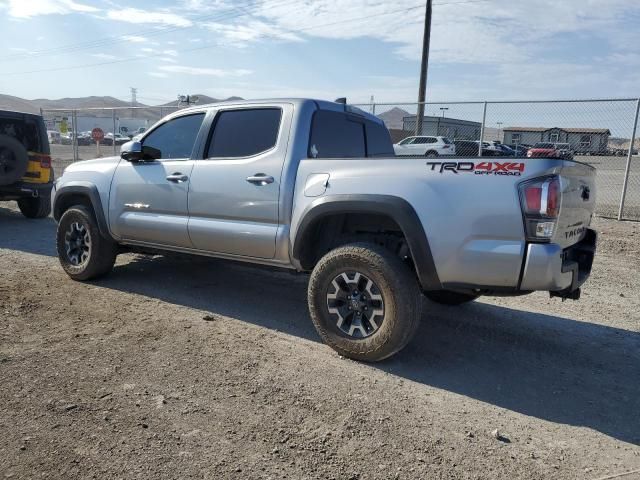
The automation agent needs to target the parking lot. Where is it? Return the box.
[1,198,639,479]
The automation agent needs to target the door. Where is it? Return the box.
[187,105,291,258]
[109,112,206,247]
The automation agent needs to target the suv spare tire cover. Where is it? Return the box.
[0,134,29,186]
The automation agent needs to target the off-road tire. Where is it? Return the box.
[0,134,29,186]
[56,206,117,281]
[17,195,51,219]
[425,150,439,157]
[424,290,479,305]
[308,243,423,362]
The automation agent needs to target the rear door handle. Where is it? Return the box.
[246,174,274,186]
[166,172,189,183]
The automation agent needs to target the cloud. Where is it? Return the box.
[90,53,117,60]
[122,35,148,43]
[158,65,252,77]
[106,8,191,27]
[148,72,169,78]
[1,0,98,17]
[163,49,178,57]
[203,20,302,44]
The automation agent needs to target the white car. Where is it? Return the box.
[394,136,456,157]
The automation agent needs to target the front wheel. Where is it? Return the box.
[17,195,51,219]
[308,243,423,362]
[56,206,117,281]
[425,151,439,157]
[424,290,479,306]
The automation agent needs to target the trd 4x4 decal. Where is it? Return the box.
[426,161,526,176]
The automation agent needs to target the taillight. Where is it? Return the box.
[442,145,450,149]
[519,176,561,242]
[39,154,52,169]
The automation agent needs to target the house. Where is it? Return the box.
[502,127,611,154]
[402,115,482,140]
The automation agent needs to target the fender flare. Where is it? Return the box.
[53,182,112,240]
[292,194,441,291]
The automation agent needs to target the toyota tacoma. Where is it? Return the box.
[52,99,597,361]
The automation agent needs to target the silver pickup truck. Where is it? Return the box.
[52,98,597,361]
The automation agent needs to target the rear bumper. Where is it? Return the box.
[519,229,596,294]
[0,181,53,200]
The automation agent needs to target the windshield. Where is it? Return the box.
[441,137,452,144]
[534,143,555,149]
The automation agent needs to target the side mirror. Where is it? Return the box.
[120,141,161,162]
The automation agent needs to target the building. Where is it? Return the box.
[502,127,611,154]
[402,115,482,140]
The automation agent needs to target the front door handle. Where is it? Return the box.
[166,172,189,183]
[246,174,274,186]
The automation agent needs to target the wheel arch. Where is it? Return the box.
[53,183,112,240]
[292,194,441,291]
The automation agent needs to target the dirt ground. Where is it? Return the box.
[1,202,639,480]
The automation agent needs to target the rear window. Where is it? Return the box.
[442,137,452,144]
[365,120,394,157]
[309,110,365,158]
[0,116,46,152]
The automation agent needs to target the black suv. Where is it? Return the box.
[0,109,53,218]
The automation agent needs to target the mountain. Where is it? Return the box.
[0,94,244,117]
[0,94,41,114]
[158,95,244,108]
[377,107,411,130]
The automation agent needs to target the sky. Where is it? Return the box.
[0,0,639,106]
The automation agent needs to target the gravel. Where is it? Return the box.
[1,201,639,479]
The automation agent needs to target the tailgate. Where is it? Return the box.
[554,161,596,249]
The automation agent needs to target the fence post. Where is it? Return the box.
[618,97,640,220]
[372,103,376,116]
[112,109,117,156]
[478,101,487,157]
[72,110,79,163]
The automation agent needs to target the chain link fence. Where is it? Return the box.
[43,98,640,220]
[41,105,183,175]
[354,98,640,220]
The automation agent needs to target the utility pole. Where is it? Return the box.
[130,87,137,118]
[415,0,432,136]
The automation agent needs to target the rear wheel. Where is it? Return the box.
[424,290,479,306]
[56,206,117,280]
[426,150,439,157]
[17,195,51,219]
[308,243,422,362]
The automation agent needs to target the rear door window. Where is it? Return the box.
[309,110,365,158]
[207,108,282,158]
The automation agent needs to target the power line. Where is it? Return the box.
[3,1,489,76]
[0,0,300,62]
